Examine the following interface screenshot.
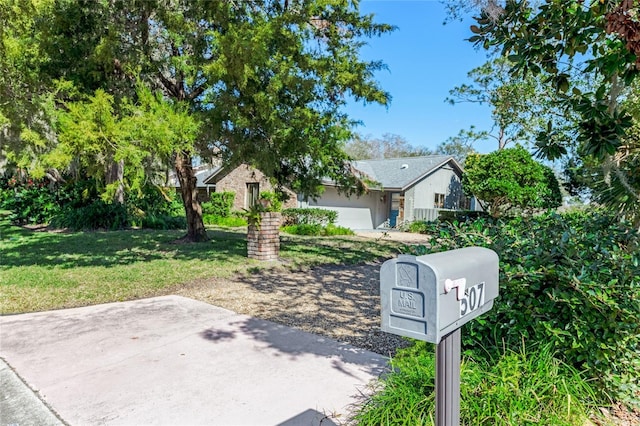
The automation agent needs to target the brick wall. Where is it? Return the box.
[215,164,297,211]
[247,212,280,261]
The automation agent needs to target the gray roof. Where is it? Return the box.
[353,155,459,190]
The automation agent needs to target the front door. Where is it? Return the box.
[389,192,404,227]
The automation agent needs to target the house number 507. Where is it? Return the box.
[460,282,485,317]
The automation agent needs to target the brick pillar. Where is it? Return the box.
[247,212,281,261]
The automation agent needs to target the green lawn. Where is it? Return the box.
[0,213,401,314]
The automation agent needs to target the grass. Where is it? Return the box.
[0,212,402,314]
[353,341,601,425]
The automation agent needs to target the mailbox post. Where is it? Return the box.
[380,247,499,426]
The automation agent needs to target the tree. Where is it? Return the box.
[1,0,393,242]
[468,0,640,224]
[344,133,432,160]
[446,57,576,150]
[463,145,562,217]
[435,126,481,165]
[564,79,640,226]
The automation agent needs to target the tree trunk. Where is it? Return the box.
[106,158,125,204]
[174,150,209,242]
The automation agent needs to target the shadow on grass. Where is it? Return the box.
[1,212,401,271]
[279,234,401,266]
[0,222,248,269]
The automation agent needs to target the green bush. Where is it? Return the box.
[437,209,489,223]
[323,224,354,236]
[0,175,104,225]
[201,192,235,217]
[281,223,354,236]
[203,214,247,227]
[403,210,640,407]
[354,342,598,425]
[281,224,323,235]
[407,221,430,234]
[139,213,186,230]
[258,191,283,212]
[50,200,130,230]
[131,185,183,218]
[281,207,337,226]
[0,177,61,224]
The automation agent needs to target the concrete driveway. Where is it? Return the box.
[0,296,387,426]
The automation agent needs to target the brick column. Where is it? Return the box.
[247,212,281,261]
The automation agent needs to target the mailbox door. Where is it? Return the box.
[380,256,439,343]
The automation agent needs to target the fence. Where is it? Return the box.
[412,208,453,222]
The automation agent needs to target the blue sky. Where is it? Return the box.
[345,1,496,153]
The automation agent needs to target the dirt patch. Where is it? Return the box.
[175,261,410,357]
[355,230,430,244]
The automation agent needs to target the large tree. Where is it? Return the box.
[468,0,640,224]
[1,0,393,241]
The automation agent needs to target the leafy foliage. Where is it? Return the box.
[281,223,354,236]
[446,57,573,151]
[50,200,130,231]
[463,145,562,217]
[468,0,640,224]
[257,191,283,213]
[201,193,236,218]
[406,211,640,406]
[1,0,394,242]
[281,207,338,226]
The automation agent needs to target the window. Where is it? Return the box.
[434,193,445,209]
[246,183,260,208]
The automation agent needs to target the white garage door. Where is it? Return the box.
[309,187,377,229]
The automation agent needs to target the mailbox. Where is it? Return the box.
[380,247,499,344]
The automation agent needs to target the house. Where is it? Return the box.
[202,164,297,210]
[298,155,478,229]
[169,163,296,210]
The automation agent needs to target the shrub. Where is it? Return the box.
[0,175,103,225]
[281,224,323,236]
[131,185,183,218]
[0,177,61,224]
[437,209,489,223]
[258,191,283,212]
[281,207,337,226]
[201,192,235,217]
[403,210,640,407]
[203,214,247,227]
[323,224,354,236]
[140,214,186,230]
[50,200,130,230]
[281,223,354,236]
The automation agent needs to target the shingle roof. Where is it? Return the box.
[353,155,458,190]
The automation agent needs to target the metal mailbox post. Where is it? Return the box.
[380,247,499,426]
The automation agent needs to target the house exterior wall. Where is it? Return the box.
[307,186,387,229]
[214,164,296,211]
[411,163,464,210]
[404,186,416,223]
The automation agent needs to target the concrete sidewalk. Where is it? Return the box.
[0,296,388,426]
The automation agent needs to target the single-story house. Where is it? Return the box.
[202,164,296,210]
[298,155,479,230]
